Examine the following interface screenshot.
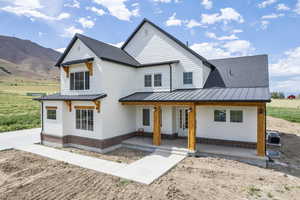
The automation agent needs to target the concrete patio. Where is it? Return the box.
[122,136,268,167]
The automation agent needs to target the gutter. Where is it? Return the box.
[40,101,44,143]
[169,64,172,92]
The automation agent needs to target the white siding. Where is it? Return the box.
[124,22,211,89]
[197,106,257,142]
[43,101,64,137]
[60,39,104,95]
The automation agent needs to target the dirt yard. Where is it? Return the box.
[0,116,299,200]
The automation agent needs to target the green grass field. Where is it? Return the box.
[267,99,300,123]
[0,79,58,132]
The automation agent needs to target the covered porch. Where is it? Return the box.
[121,101,267,157]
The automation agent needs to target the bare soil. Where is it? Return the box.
[0,116,299,200]
[55,147,150,164]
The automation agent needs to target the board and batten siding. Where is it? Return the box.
[196,106,257,143]
[60,39,104,96]
[123,22,211,89]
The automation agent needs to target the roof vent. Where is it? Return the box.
[229,68,233,76]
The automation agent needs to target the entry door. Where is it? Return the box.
[178,108,189,136]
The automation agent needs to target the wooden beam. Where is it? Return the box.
[45,106,57,110]
[64,100,72,112]
[62,66,69,78]
[153,106,161,146]
[85,62,93,76]
[74,106,95,110]
[196,102,265,107]
[188,104,196,151]
[121,101,194,106]
[257,103,266,156]
[92,100,100,113]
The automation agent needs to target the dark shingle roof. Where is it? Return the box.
[119,88,270,102]
[55,34,140,67]
[34,93,107,101]
[205,55,269,88]
[61,57,94,66]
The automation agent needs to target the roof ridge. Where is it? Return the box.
[208,54,268,61]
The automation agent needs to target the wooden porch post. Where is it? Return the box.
[257,103,266,156]
[153,105,161,146]
[188,103,196,151]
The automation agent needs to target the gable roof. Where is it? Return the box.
[121,18,215,69]
[204,55,269,88]
[55,33,140,67]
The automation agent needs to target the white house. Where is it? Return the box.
[36,19,270,156]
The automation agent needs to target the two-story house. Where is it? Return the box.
[36,18,270,156]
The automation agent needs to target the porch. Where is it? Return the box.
[122,136,268,166]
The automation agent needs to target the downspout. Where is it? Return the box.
[169,64,172,92]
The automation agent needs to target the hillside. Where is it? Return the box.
[0,35,61,81]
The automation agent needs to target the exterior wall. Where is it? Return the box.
[196,106,257,143]
[123,22,211,89]
[136,65,171,92]
[135,106,175,135]
[60,39,104,95]
[43,101,64,137]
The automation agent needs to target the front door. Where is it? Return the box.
[178,108,189,137]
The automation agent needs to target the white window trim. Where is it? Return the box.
[230,110,244,123]
[153,73,162,87]
[70,71,90,91]
[144,74,152,87]
[183,72,193,85]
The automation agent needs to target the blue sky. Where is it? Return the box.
[0,0,300,95]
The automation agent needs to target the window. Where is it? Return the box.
[75,109,94,131]
[70,71,90,90]
[47,109,56,120]
[230,110,243,123]
[144,75,152,87]
[183,72,193,84]
[154,74,162,87]
[214,110,226,122]
[142,109,150,126]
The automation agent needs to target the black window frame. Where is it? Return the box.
[70,71,90,90]
[142,108,150,126]
[230,110,243,123]
[75,109,94,131]
[154,73,162,87]
[183,72,193,85]
[144,74,152,87]
[214,110,226,122]
[47,109,56,120]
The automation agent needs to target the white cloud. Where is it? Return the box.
[261,20,270,29]
[78,17,95,29]
[295,0,300,14]
[55,48,66,53]
[165,13,182,26]
[185,19,202,28]
[222,40,253,55]
[261,13,284,19]
[190,40,254,59]
[201,0,213,9]
[205,32,238,40]
[258,0,277,8]
[13,0,42,9]
[38,32,43,37]
[232,29,243,33]
[276,3,290,11]
[86,6,106,16]
[64,0,80,8]
[190,42,231,59]
[201,8,244,25]
[109,41,124,47]
[271,77,300,93]
[153,0,172,3]
[61,26,84,37]
[270,46,300,76]
[92,0,138,21]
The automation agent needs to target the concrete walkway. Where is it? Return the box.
[16,144,186,184]
[0,128,41,150]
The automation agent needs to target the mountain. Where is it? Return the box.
[0,35,61,81]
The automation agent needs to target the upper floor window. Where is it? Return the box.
[183,72,193,85]
[154,74,162,87]
[70,71,90,90]
[144,75,152,87]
